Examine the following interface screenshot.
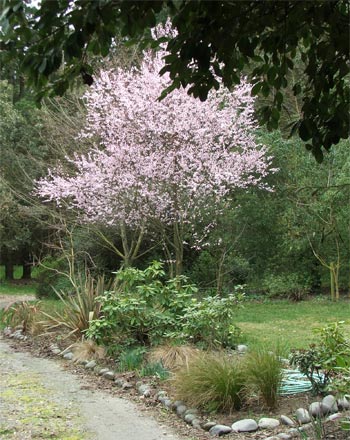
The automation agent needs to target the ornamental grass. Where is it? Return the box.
[173,352,247,412]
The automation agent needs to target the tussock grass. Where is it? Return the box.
[173,352,246,412]
[245,347,283,409]
[72,339,105,362]
[148,344,200,371]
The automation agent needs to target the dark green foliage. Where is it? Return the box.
[1,1,348,156]
[181,289,243,348]
[86,261,243,349]
[86,261,198,346]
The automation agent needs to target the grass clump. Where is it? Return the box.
[0,300,43,335]
[72,339,105,363]
[117,347,146,372]
[139,362,170,380]
[173,352,246,412]
[148,344,200,371]
[245,347,283,409]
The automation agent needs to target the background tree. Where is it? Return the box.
[1,0,348,159]
[36,46,274,276]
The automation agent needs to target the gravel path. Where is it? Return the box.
[0,337,184,440]
[0,294,185,440]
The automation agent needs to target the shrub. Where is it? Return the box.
[291,321,350,394]
[87,261,197,347]
[245,347,283,408]
[262,273,311,300]
[41,274,104,338]
[87,262,243,350]
[173,352,247,412]
[181,288,244,348]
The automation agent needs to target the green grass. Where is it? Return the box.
[235,297,350,350]
[0,265,38,296]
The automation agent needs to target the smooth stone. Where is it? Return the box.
[231,419,258,432]
[184,408,199,416]
[202,421,217,431]
[277,434,292,439]
[287,427,300,437]
[326,412,343,421]
[309,402,325,417]
[163,399,173,409]
[103,371,115,380]
[121,381,133,390]
[138,384,151,396]
[237,344,248,354]
[52,348,61,355]
[173,400,184,409]
[98,368,110,376]
[209,424,232,436]
[258,417,280,429]
[114,378,124,387]
[295,408,311,424]
[280,415,295,426]
[63,352,73,360]
[85,360,96,369]
[337,397,350,410]
[191,418,202,429]
[184,414,197,424]
[264,437,281,440]
[176,405,187,417]
[299,422,313,433]
[322,395,338,413]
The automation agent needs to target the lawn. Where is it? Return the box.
[0,266,37,296]
[235,297,350,350]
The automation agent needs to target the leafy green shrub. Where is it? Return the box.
[245,347,283,408]
[291,321,350,394]
[87,261,243,349]
[173,353,247,411]
[262,273,311,300]
[86,261,197,347]
[181,287,244,348]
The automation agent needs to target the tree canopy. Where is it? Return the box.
[1,0,349,161]
[36,42,273,274]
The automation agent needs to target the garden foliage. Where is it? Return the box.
[86,261,242,349]
[291,321,350,394]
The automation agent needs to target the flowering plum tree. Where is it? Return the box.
[37,46,274,275]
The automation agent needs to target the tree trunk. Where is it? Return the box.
[5,260,14,280]
[174,223,183,277]
[22,261,32,280]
